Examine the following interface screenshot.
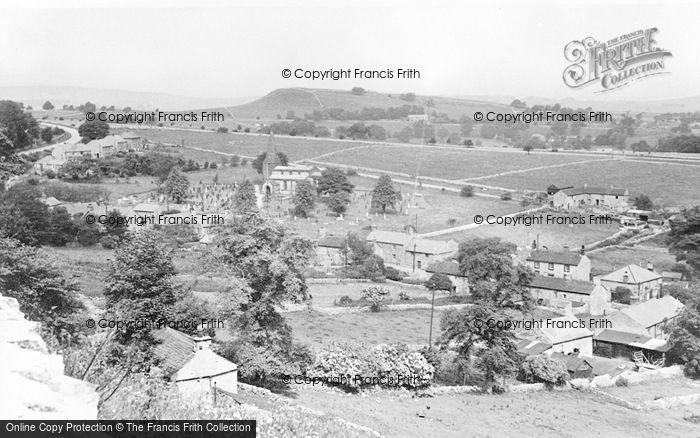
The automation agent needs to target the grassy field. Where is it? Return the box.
[319,145,609,180]
[289,383,700,438]
[304,282,438,308]
[588,244,679,276]
[477,159,700,207]
[42,246,113,297]
[124,128,363,161]
[434,213,620,252]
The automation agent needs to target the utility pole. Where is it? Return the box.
[412,243,417,272]
[428,287,436,349]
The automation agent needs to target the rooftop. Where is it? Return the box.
[407,238,458,255]
[530,276,597,295]
[425,260,463,277]
[317,235,346,249]
[538,315,593,345]
[527,250,583,266]
[600,264,662,284]
[621,295,685,329]
[560,186,628,197]
[366,230,413,246]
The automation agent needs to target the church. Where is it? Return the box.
[261,133,323,196]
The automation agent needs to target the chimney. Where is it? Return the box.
[563,245,570,252]
[580,245,585,255]
[647,261,654,272]
[192,335,212,351]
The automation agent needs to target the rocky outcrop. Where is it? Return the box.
[0,294,99,419]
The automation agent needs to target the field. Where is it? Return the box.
[42,246,113,297]
[304,282,434,308]
[588,243,678,276]
[288,384,700,438]
[477,159,700,207]
[318,145,610,180]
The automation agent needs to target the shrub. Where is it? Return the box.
[100,235,119,249]
[384,266,404,281]
[307,342,434,390]
[398,291,410,301]
[615,375,629,387]
[337,295,352,306]
[519,355,569,386]
[360,254,385,279]
[460,185,474,197]
[424,273,453,291]
[361,285,391,311]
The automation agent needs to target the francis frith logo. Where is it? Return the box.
[563,27,672,92]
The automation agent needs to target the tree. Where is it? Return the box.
[361,285,390,311]
[668,206,700,271]
[42,101,54,110]
[103,230,178,344]
[361,254,385,280]
[667,309,700,378]
[327,191,351,215]
[664,283,699,306]
[251,152,288,174]
[523,145,533,155]
[457,237,533,309]
[293,181,315,217]
[396,126,413,143]
[82,102,97,113]
[59,155,100,181]
[371,174,401,213]
[440,304,519,389]
[633,194,653,210]
[0,183,49,246]
[351,87,366,96]
[520,355,569,385]
[460,185,474,197]
[0,100,39,152]
[103,209,128,242]
[342,232,373,267]
[318,167,354,196]
[425,273,453,291]
[0,238,85,345]
[164,166,189,203]
[78,120,110,141]
[233,180,258,213]
[40,126,54,143]
[611,286,632,304]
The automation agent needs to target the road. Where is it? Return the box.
[19,122,81,155]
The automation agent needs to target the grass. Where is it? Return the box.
[319,145,609,180]
[587,245,679,276]
[41,246,113,297]
[477,159,700,207]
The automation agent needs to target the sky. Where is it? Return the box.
[1,0,698,102]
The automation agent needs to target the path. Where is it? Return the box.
[19,122,81,155]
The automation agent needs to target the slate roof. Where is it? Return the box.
[425,261,463,277]
[174,348,237,381]
[538,315,593,345]
[600,264,662,284]
[621,295,685,329]
[550,352,593,372]
[662,271,684,281]
[516,339,552,356]
[527,250,583,266]
[152,327,196,377]
[530,276,596,295]
[407,238,457,255]
[42,197,62,207]
[594,329,651,345]
[318,235,346,248]
[560,186,628,196]
[366,230,413,246]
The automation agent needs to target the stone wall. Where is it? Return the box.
[0,294,99,419]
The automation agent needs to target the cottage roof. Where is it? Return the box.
[600,264,662,284]
[550,352,593,372]
[317,235,346,249]
[516,339,552,356]
[560,186,627,197]
[662,271,684,280]
[174,348,237,381]
[121,132,140,139]
[425,260,462,277]
[527,250,583,266]
[152,327,196,376]
[538,315,593,345]
[42,196,62,207]
[593,329,651,346]
[366,230,413,246]
[530,276,597,295]
[621,296,685,329]
[407,238,457,255]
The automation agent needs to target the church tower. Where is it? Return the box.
[262,131,281,181]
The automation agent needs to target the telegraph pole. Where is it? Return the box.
[428,287,436,349]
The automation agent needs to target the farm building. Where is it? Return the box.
[537,315,593,356]
[260,133,322,196]
[153,328,238,399]
[529,276,610,315]
[366,230,457,270]
[425,260,469,294]
[550,185,629,211]
[550,351,594,379]
[315,235,346,267]
[526,249,591,281]
[598,264,662,302]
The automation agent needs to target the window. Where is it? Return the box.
[417,261,422,269]
[548,263,554,271]
[623,275,629,283]
[534,261,540,269]
[564,264,570,272]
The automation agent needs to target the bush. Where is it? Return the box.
[100,235,119,249]
[361,285,391,311]
[307,342,434,389]
[460,185,474,197]
[398,291,410,301]
[424,273,453,291]
[615,375,629,387]
[519,355,569,386]
[360,254,385,279]
[384,266,404,281]
[337,295,352,306]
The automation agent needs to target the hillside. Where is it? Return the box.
[224,88,512,120]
